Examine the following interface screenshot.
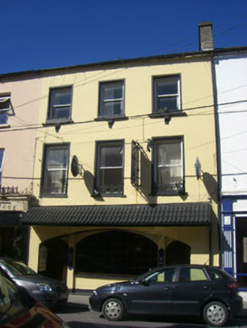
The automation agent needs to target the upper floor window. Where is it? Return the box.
[99,81,125,118]
[0,149,4,185]
[41,144,69,197]
[47,87,72,122]
[0,95,11,125]
[153,137,184,195]
[153,75,181,114]
[95,140,124,196]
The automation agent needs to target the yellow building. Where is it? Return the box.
[21,23,218,291]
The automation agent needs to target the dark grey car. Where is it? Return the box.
[90,265,243,327]
[0,258,69,308]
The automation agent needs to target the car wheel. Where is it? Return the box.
[203,301,229,327]
[102,298,125,321]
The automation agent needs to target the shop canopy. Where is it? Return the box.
[21,203,212,227]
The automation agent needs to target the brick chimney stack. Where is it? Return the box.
[198,22,214,51]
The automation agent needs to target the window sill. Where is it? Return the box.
[0,124,10,129]
[43,119,74,127]
[91,193,126,198]
[149,111,187,119]
[151,190,186,196]
[94,116,129,122]
[39,194,68,198]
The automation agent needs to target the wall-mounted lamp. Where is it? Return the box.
[147,138,152,152]
[194,157,201,180]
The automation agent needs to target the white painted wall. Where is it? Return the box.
[215,53,247,194]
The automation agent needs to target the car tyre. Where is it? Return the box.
[203,301,229,327]
[102,298,125,321]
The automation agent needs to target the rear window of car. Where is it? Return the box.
[207,268,229,281]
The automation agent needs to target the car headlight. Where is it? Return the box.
[93,290,97,296]
[37,283,53,292]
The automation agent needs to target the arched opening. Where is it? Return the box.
[75,230,158,276]
[165,240,191,265]
[38,238,68,283]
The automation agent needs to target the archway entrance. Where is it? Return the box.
[38,239,68,283]
[165,240,191,265]
[75,230,158,276]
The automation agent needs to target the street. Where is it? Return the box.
[55,294,247,328]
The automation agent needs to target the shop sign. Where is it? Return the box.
[0,200,26,212]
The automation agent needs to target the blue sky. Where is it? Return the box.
[1,0,247,74]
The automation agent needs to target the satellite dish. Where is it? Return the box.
[194,157,201,180]
[71,155,80,177]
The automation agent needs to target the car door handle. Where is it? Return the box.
[164,287,171,291]
[203,285,210,289]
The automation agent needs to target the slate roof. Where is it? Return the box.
[21,203,211,226]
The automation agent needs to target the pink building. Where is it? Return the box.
[0,72,41,260]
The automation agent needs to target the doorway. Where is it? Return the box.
[38,239,68,283]
[236,218,247,288]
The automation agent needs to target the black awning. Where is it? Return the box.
[21,203,211,227]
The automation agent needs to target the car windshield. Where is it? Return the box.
[0,268,26,323]
[3,261,36,277]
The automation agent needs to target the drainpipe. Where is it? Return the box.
[211,51,223,267]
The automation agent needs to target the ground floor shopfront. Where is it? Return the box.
[221,196,247,291]
[21,202,219,291]
[0,197,29,261]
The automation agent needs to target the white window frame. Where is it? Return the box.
[0,95,11,125]
[153,76,181,113]
[95,140,124,196]
[153,137,184,195]
[41,144,69,196]
[0,149,5,185]
[48,87,72,122]
[99,81,125,117]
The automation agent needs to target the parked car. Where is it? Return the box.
[0,258,69,308]
[90,264,243,327]
[0,265,70,328]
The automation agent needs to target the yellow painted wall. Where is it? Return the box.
[32,58,216,207]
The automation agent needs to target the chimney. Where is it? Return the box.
[198,22,214,51]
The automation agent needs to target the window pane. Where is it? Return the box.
[179,268,207,282]
[103,84,123,100]
[157,142,181,165]
[0,150,4,169]
[157,79,177,95]
[96,142,123,195]
[101,101,123,116]
[99,81,124,117]
[154,76,180,112]
[0,97,10,110]
[53,106,71,120]
[99,168,123,193]
[100,146,122,167]
[157,97,177,111]
[0,112,8,124]
[53,92,71,105]
[44,170,67,194]
[154,139,183,193]
[42,146,69,195]
[47,148,68,169]
[49,88,72,120]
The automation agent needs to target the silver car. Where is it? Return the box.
[0,258,69,307]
